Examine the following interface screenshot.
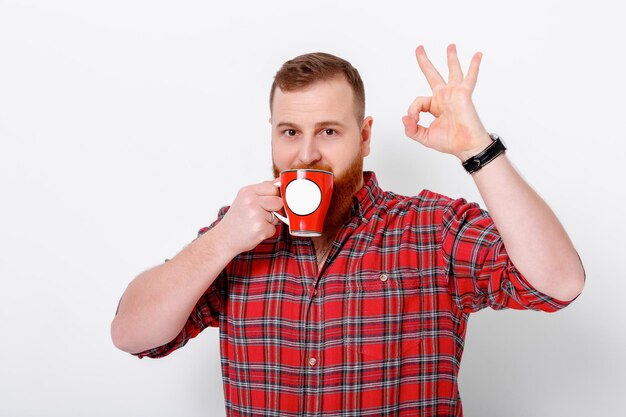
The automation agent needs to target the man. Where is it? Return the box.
[111,45,585,416]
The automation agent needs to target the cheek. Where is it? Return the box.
[271,145,291,164]
[329,147,360,173]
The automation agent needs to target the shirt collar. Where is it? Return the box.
[350,171,383,225]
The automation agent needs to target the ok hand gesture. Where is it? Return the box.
[402,44,493,161]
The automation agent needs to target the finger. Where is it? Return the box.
[464,51,483,91]
[255,179,282,196]
[402,115,429,145]
[447,44,463,84]
[258,195,283,212]
[266,211,278,225]
[407,96,432,119]
[415,45,446,90]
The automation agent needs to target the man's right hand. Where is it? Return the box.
[212,179,284,256]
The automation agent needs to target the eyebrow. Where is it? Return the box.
[275,120,347,130]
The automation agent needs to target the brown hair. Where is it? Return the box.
[269,52,365,122]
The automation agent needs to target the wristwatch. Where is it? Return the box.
[462,133,507,174]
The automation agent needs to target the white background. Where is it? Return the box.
[1,1,624,416]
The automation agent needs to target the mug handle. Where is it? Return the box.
[272,211,289,225]
[272,180,289,225]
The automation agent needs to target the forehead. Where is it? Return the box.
[271,77,356,124]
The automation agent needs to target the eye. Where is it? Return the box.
[323,128,336,136]
[283,129,297,137]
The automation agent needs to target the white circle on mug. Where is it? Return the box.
[285,179,322,216]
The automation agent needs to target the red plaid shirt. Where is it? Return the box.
[135,171,573,416]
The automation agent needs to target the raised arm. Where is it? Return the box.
[402,44,584,301]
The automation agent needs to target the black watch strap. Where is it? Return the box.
[462,133,507,174]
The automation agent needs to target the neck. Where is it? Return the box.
[312,235,333,268]
[312,233,334,250]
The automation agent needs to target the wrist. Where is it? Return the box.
[461,133,507,174]
[456,132,493,161]
[199,222,240,262]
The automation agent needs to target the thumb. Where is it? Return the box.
[402,115,417,136]
[402,115,428,144]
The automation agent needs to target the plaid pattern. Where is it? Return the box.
[135,171,573,416]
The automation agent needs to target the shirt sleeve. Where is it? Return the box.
[440,196,574,314]
[133,206,231,359]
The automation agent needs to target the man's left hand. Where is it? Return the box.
[402,44,493,161]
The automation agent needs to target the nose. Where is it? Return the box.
[297,136,322,166]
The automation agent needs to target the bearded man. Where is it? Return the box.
[112,45,585,416]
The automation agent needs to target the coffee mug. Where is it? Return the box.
[272,169,334,237]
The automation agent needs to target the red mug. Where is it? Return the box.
[273,169,334,237]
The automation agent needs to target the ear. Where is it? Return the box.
[360,116,373,157]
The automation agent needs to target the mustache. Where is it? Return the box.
[285,163,333,172]
[291,163,333,172]
[273,162,334,178]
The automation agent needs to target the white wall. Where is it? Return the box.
[1,1,623,416]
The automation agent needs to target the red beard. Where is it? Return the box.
[272,156,363,236]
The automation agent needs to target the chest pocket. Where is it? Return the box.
[346,270,422,361]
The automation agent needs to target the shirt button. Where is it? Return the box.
[380,273,388,282]
[313,289,318,296]
[308,357,317,366]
